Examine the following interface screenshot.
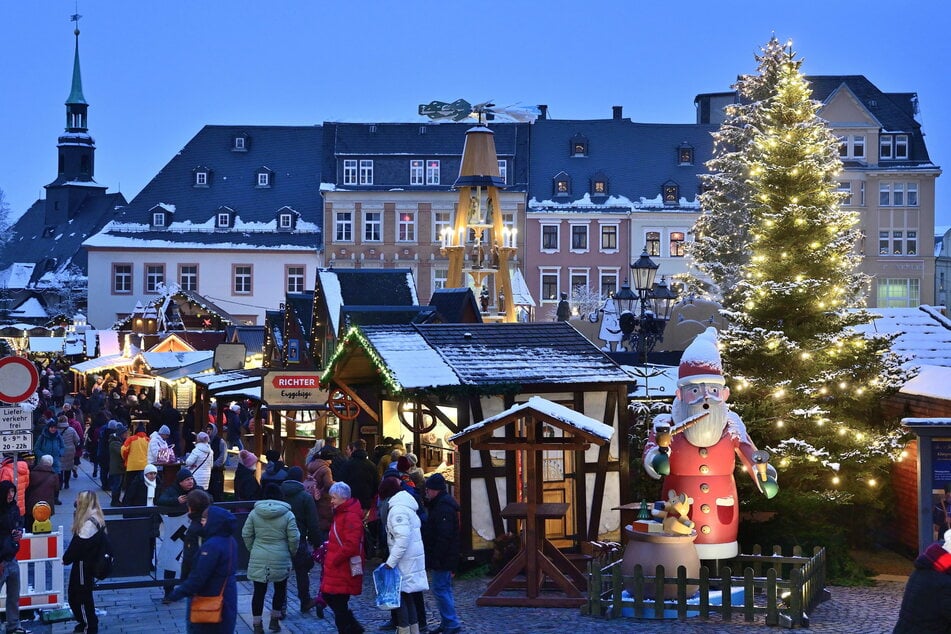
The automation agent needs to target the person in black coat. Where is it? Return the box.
[0,481,25,634]
[167,504,239,634]
[259,449,289,492]
[340,440,379,511]
[423,473,462,634]
[63,490,107,634]
[235,450,262,503]
[281,467,320,614]
[893,535,951,633]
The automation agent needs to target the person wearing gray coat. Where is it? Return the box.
[242,483,300,634]
[57,417,81,490]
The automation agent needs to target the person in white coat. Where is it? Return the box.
[184,432,214,490]
[380,477,428,634]
[147,425,171,466]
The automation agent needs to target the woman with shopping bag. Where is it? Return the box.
[379,476,429,634]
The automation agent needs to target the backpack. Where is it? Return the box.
[90,519,114,580]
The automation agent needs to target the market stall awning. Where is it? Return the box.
[70,354,132,374]
[28,337,64,353]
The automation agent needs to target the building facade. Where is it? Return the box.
[696,75,942,308]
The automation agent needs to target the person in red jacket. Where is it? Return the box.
[319,481,365,634]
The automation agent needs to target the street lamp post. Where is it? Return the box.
[618,248,678,364]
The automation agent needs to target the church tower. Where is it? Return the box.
[44,16,105,225]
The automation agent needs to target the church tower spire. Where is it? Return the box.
[45,13,104,224]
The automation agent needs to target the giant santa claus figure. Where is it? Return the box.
[643,327,778,559]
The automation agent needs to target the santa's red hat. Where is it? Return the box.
[678,327,725,386]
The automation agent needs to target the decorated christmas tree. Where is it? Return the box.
[691,37,909,517]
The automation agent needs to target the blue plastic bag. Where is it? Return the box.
[373,564,402,611]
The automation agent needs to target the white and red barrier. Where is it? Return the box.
[0,527,65,612]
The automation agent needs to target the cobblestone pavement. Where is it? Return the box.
[30,461,907,633]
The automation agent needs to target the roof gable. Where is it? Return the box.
[317,268,419,334]
[819,83,881,127]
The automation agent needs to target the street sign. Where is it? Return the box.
[0,407,31,433]
[0,357,39,403]
[0,433,31,453]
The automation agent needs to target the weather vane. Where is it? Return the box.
[418,99,540,125]
[70,0,82,32]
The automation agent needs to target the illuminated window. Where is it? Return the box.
[678,144,694,165]
[426,160,440,185]
[570,135,588,156]
[398,210,416,242]
[600,225,617,250]
[663,184,679,204]
[646,231,661,256]
[877,278,920,308]
[410,160,424,185]
[670,231,686,257]
[554,173,570,195]
[433,211,452,243]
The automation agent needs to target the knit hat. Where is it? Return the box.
[678,327,725,386]
[405,453,418,467]
[265,449,281,463]
[426,472,448,492]
[239,449,258,469]
[197,432,209,443]
[144,464,158,476]
[177,468,194,483]
[916,541,951,573]
[114,423,127,434]
[39,455,53,467]
[287,466,304,483]
[397,456,411,473]
[158,425,171,436]
[379,476,402,499]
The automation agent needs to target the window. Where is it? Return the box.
[178,264,198,292]
[880,135,892,160]
[363,211,382,242]
[570,136,588,156]
[398,211,416,242]
[670,231,686,257]
[879,182,918,207]
[880,210,919,255]
[432,267,448,294]
[678,144,694,165]
[410,160,424,185]
[233,265,252,294]
[145,264,165,294]
[433,211,452,243]
[663,184,679,203]
[600,270,618,298]
[860,182,866,206]
[593,179,607,195]
[542,225,559,250]
[113,264,132,294]
[839,135,866,159]
[600,225,618,251]
[877,278,920,308]
[497,160,507,184]
[152,212,166,227]
[335,211,353,242]
[838,181,853,206]
[217,212,231,228]
[195,171,208,186]
[343,160,358,185]
[569,270,589,297]
[554,177,569,195]
[895,135,909,159]
[286,266,305,293]
[359,160,373,185]
[279,213,293,229]
[426,160,440,185]
[646,231,661,256]
[540,270,560,302]
[570,225,588,251]
[257,172,270,187]
[233,136,246,151]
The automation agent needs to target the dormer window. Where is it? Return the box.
[678,143,695,165]
[192,166,212,187]
[662,182,679,204]
[276,206,298,231]
[232,133,249,152]
[148,203,174,228]
[255,168,273,188]
[570,134,588,157]
[553,172,571,196]
[591,171,609,197]
[152,212,166,227]
[216,206,235,229]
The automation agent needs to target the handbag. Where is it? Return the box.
[189,543,231,624]
[312,541,329,565]
[332,521,363,577]
[157,446,176,464]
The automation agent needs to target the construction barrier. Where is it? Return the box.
[0,527,65,612]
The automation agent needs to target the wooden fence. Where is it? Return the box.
[584,545,830,628]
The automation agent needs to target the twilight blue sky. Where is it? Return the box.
[2,1,948,223]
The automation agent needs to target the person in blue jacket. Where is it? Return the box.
[167,505,239,634]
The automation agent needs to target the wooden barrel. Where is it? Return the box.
[621,525,700,599]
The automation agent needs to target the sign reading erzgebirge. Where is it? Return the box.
[262,372,325,407]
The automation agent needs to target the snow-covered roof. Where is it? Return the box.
[509,267,536,307]
[0,263,37,289]
[900,365,951,399]
[451,395,614,443]
[12,297,48,318]
[853,305,951,370]
[70,353,131,373]
[27,337,64,353]
[139,351,214,371]
[362,329,460,389]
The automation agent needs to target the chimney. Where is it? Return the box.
[538,104,548,120]
[612,105,623,120]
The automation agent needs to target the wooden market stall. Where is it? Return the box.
[450,397,614,607]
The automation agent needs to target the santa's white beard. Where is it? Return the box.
[672,398,728,448]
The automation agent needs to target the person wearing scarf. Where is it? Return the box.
[893,532,951,632]
[124,464,161,507]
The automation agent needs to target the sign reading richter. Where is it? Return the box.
[262,372,325,406]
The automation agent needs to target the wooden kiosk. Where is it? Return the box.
[450,396,614,608]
